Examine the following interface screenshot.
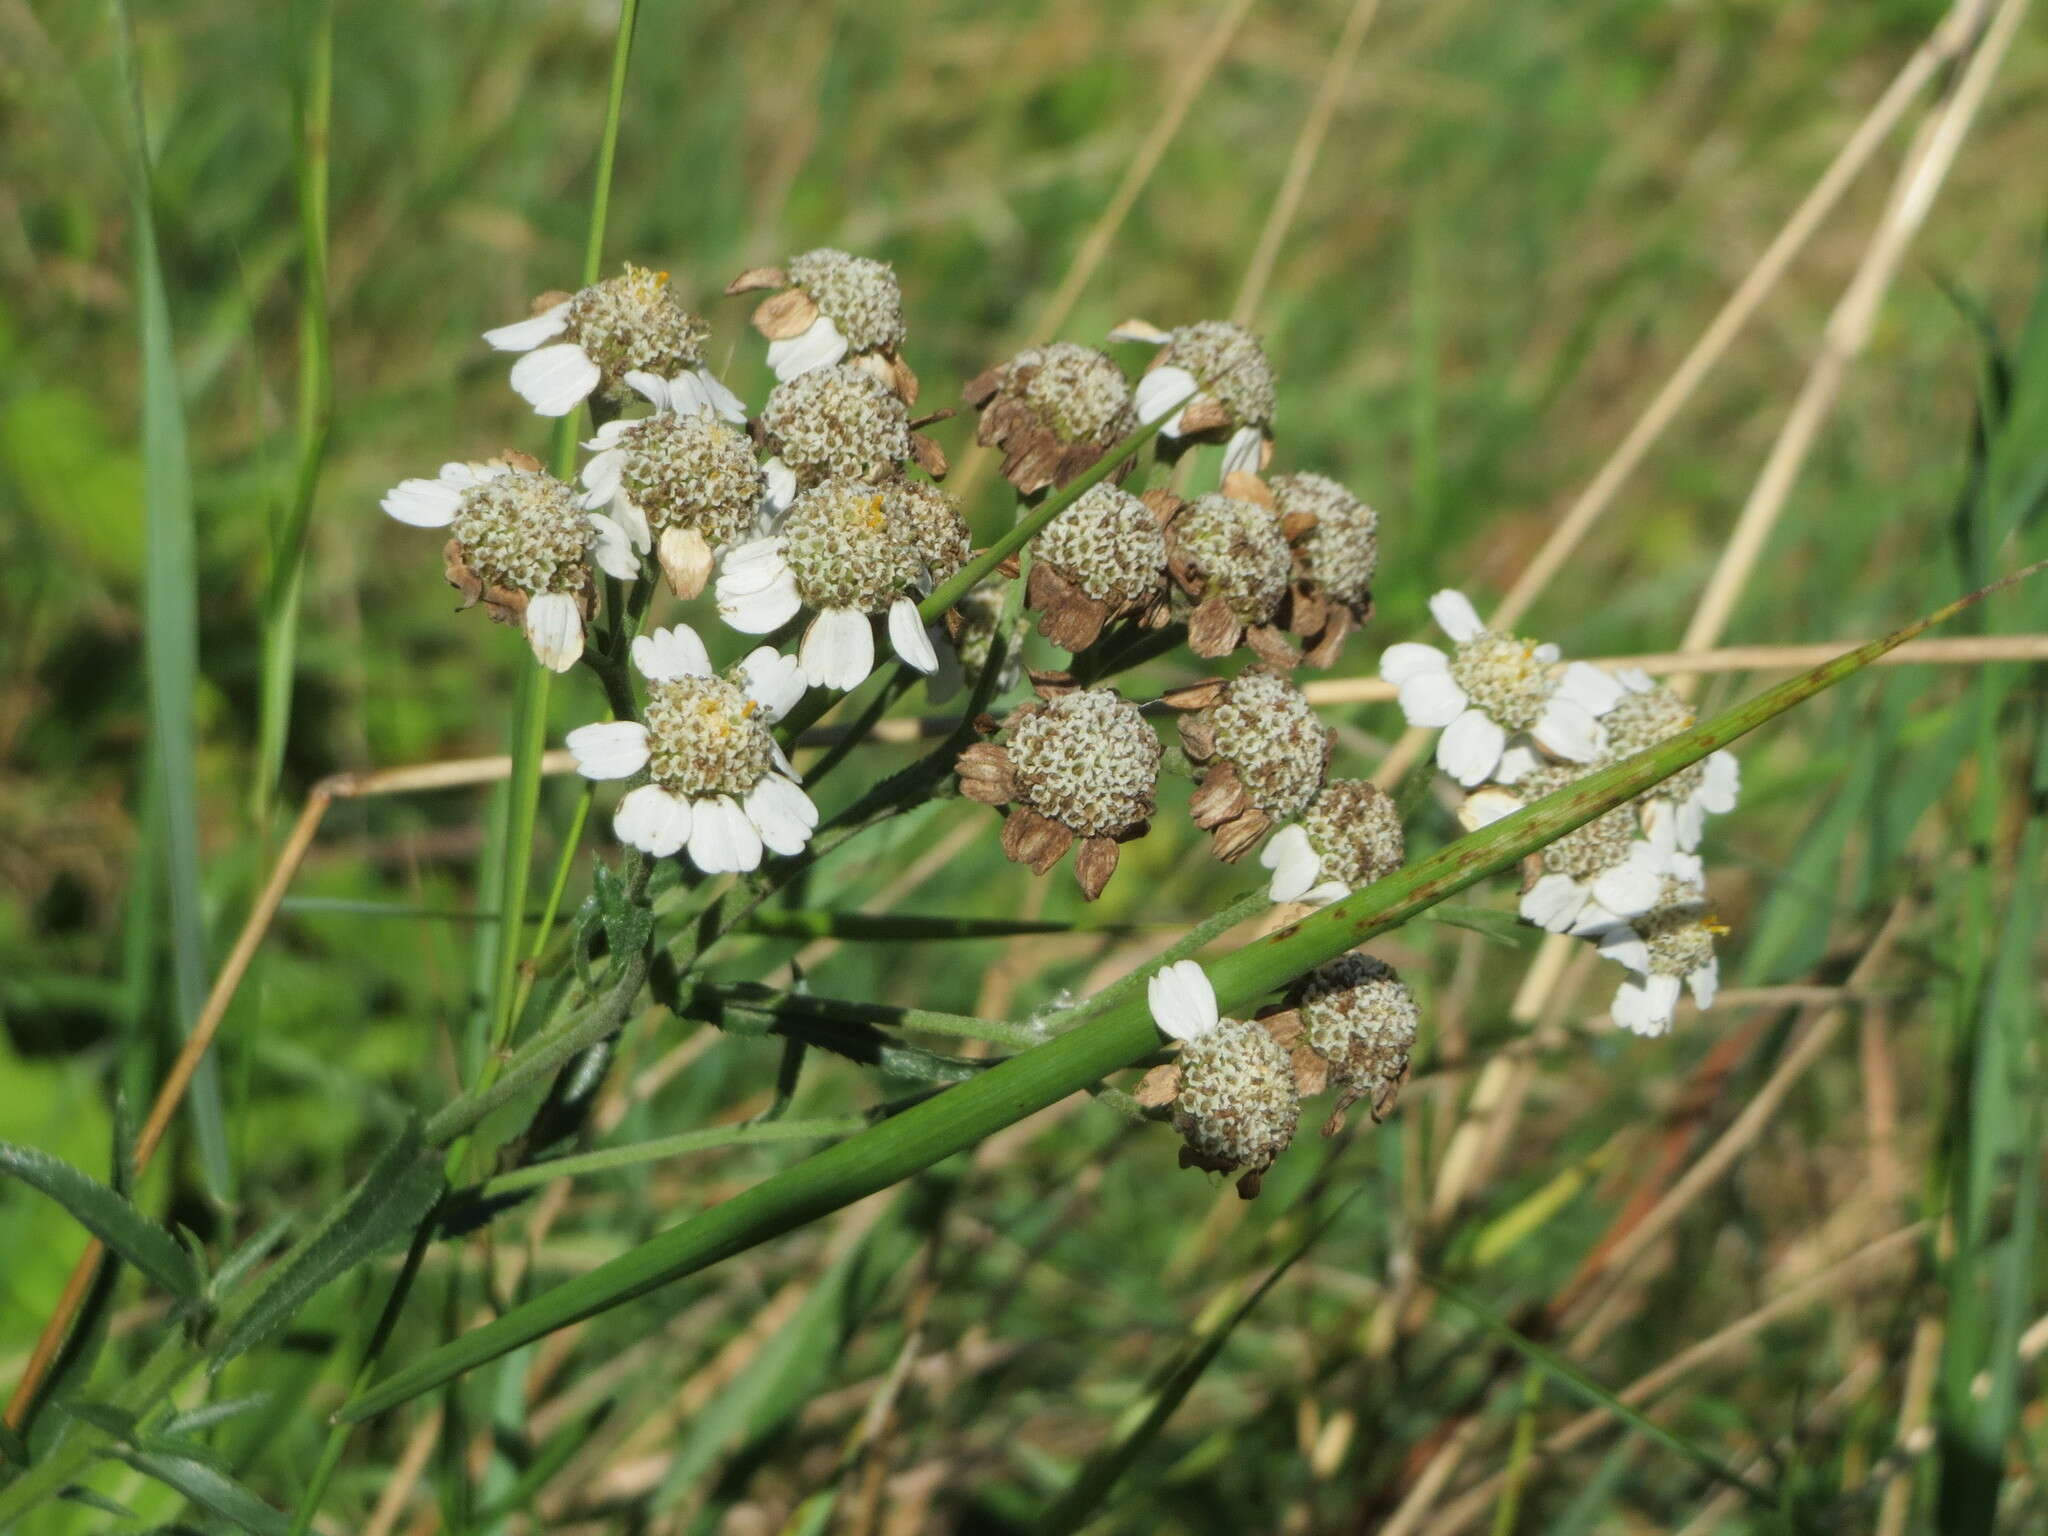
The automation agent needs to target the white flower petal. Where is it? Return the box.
[720,536,790,575]
[1642,800,1680,857]
[687,794,763,875]
[1494,744,1544,785]
[887,597,938,673]
[1697,751,1741,814]
[1531,642,1562,664]
[1220,425,1265,477]
[1427,589,1486,643]
[1639,974,1683,1031]
[692,367,749,425]
[1147,960,1219,1042]
[1298,880,1352,907]
[1610,977,1662,1036]
[1458,787,1523,831]
[1520,873,1589,932]
[1133,366,1198,433]
[766,314,849,380]
[1688,959,1720,1010]
[381,477,463,528]
[1556,661,1625,717]
[720,573,803,634]
[1674,796,1706,851]
[1437,709,1507,787]
[589,513,642,580]
[524,592,585,672]
[1396,669,1469,729]
[800,608,875,692]
[1668,851,1705,886]
[614,784,691,857]
[759,458,798,525]
[565,719,650,780]
[624,369,673,410]
[1593,922,1651,974]
[1531,697,1603,763]
[482,299,571,352]
[613,495,651,553]
[1259,824,1321,904]
[1590,856,1663,919]
[745,773,819,856]
[1615,667,1656,693]
[631,624,712,683]
[1378,641,1450,686]
[509,343,602,417]
[578,448,627,508]
[770,738,801,783]
[739,646,806,721]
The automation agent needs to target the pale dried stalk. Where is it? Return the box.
[1876,1315,1945,1536]
[360,1405,443,1536]
[1231,0,1382,327]
[1422,1223,1924,1535]
[1674,0,2027,687]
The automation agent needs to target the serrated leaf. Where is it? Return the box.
[113,1448,291,1536]
[0,1143,202,1302]
[211,1123,444,1365]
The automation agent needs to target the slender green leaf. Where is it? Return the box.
[113,0,230,1197]
[340,571,2044,1420]
[1426,903,1537,948]
[1428,1276,1774,1507]
[56,1485,134,1517]
[480,1117,866,1200]
[1037,1203,1342,1533]
[0,1143,201,1301]
[736,909,1086,941]
[211,1125,444,1365]
[112,1448,291,1536]
[160,1395,271,1438]
[0,1419,27,1468]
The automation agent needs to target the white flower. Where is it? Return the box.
[1113,319,1275,488]
[623,368,747,426]
[481,265,720,418]
[564,624,817,875]
[1575,854,1723,1037]
[1259,824,1349,907]
[1379,590,1620,787]
[379,459,642,672]
[1259,780,1404,908]
[1603,669,1741,851]
[768,312,850,381]
[1148,960,1220,1042]
[1459,771,1676,935]
[713,482,942,692]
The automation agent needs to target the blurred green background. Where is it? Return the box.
[3,0,2047,1529]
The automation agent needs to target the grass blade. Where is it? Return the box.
[0,1143,201,1303]
[339,568,2043,1420]
[112,1447,292,1536]
[113,0,230,1198]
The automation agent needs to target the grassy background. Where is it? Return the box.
[2,0,2046,1529]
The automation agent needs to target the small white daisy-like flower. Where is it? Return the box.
[714,480,939,691]
[1460,762,1676,934]
[1379,590,1623,787]
[758,365,912,489]
[579,400,766,597]
[1600,669,1741,850]
[1112,317,1276,479]
[1261,779,1405,906]
[482,264,732,418]
[729,248,913,394]
[563,624,816,876]
[379,457,642,672]
[1577,854,1724,1036]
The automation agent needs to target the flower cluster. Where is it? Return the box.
[1385,591,1740,1034]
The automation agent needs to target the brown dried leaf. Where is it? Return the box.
[1133,1063,1182,1108]
[1073,835,1120,901]
[751,288,818,341]
[725,266,788,295]
[1187,593,1242,658]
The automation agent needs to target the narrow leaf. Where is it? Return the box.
[212,1125,443,1365]
[0,1144,201,1301]
[113,1448,291,1536]
[341,571,2043,1420]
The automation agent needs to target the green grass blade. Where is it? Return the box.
[113,0,230,1199]
[338,571,2042,1421]
[1035,1203,1342,1534]
[736,909,1086,941]
[112,1447,291,1536]
[0,1143,202,1302]
[1428,1276,1774,1508]
[479,1117,866,1199]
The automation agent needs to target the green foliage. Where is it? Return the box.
[0,1143,202,1304]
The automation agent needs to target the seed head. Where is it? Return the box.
[1158,320,1276,430]
[1448,631,1553,731]
[1011,342,1137,442]
[1006,688,1159,837]
[642,674,779,798]
[787,248,907,353]
[761,365,911,483]
[1035,485,1167,605]
[1301,779,1405,888]
[1514,762,1642,879]
[1177,494,1291,623]
[1295,952,1418,1121]
[1602,681,1706,799]
[1206,669,1329,821]
[1272,472,1378,607]
[886,480,972,587]
[781,480,924,613]
[450,469,592,598]
[609,410,764,548]
[564,264,708,397]
[1173,1017,1299,1184]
